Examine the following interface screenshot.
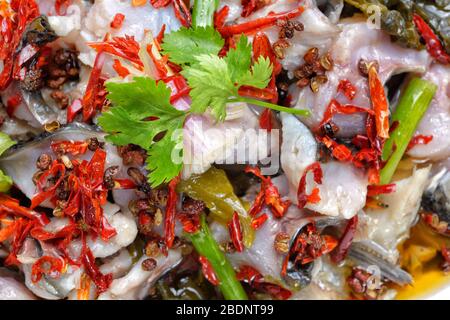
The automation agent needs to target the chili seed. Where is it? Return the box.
[154,208,163,226]
[36,154,52,170]
[145,240,160,257]
[310,77,320,93]
[141,258,157,271]
[274,232,290,254]
[303,47,319,65]
[320,53,333,71]
[60,155,73,169]
[44,121,60,133]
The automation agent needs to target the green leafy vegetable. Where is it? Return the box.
[98,77,187,186]
[0,132,16,192]
[344,0,450,51]
[182,35,310,121]
[0,132,16,155]
[161,26,224,66]
[380,77,437,184]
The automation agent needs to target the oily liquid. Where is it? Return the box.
[395,221,450,299]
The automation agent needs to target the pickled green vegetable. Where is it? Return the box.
[178,167,255,247]
[344,0,450,51]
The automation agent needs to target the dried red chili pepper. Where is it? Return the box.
[367,184,396,197]
[413,14,450,65]
[0,220,19,242]
[320,136,353,162]
[297,162,323,208]
[406,135,433,151]
[245,166,291,218]
[214,6,229,30]
[67,99,82,123]
[172,0,192,28]
[55,0,72,15]
[89,36,143,69]
[320,99,373,129]
[4,218,35,266]
[330,215,358,263]
[112,59,130,78]
[368,65,389,139]
[31,161,66,209]
[241,0,257,17]
[228,212,244,252]
[6,94,22,117]
[82,52,106,122]
[163,75,190,103]
[51,140,89,156]
[218,6,305,37]
[113,178,137,189]
[337,79,357,100]
[164,176,180,248]
[0,0,40,90]
[251,213,268,230]
[81,234,112,293]
[110,13,125,29]
[237,265,292,300]
[199,256,220,286]
[31,256,65,283]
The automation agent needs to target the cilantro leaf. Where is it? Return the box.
[98,77,187,186]
[161,26,224,66]
[181,35,273,122]
[181,54,236,121]
[224,35,252,81]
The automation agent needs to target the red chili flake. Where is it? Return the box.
[163,75,190,103]
[164,176,180,249]
[264,183,291,218]
[330,215,358,263]
[147,43,170,79]
[0,194,47,224]
[110,13,125,29]
[413,14,450,65]
[4,218,36,266]
[337,79,357,100]
[67,99,82,123]
[245,166,291,219]
[368,66,389,139]
[319,99,374,129]
[55,0,72,15]
[406,135,433,151]
[31,161,66,209]
[251,213,268,230]
[31,256,65,283]
[81,51,106,122]
[155,24,166,47]
[367,184,396,197]
[321,136,353,162]
[218,6,305,37]
[241,0,257,17]
[237,265,292,300]
[352,135,370,149]
[6,94,22,117]
[228,212,244,252]
[112,59,130,78]
[51,140,89,156]
[150,0,172,8]
[89,36,143,69]
[297,162,323,208]
[199,256,220,286]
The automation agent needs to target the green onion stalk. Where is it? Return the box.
[187,0,248,300]
[187,215,248,300]
[380,78,437,185]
